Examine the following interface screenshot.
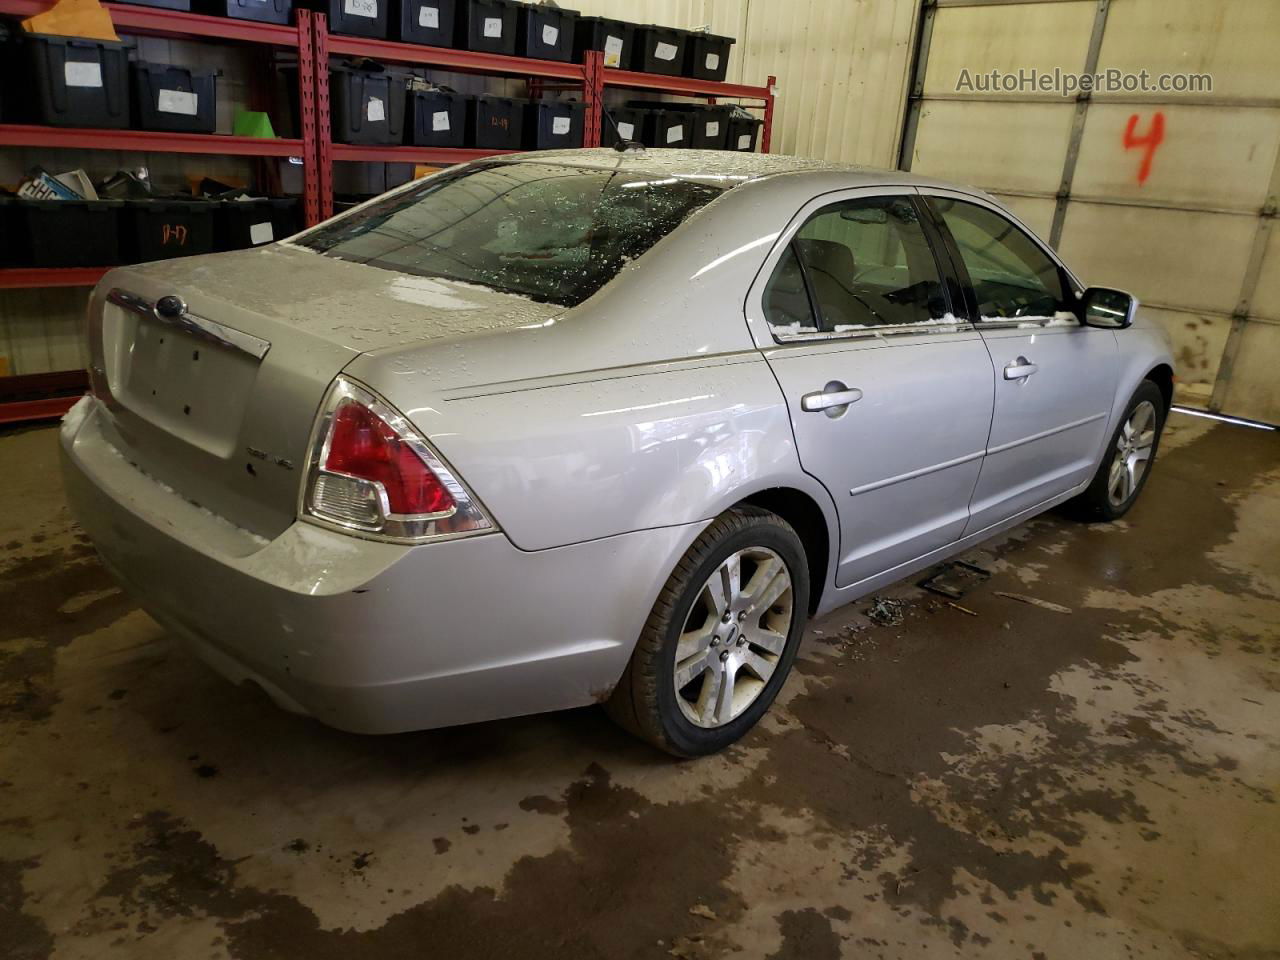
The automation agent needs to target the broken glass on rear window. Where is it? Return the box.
[297,161,725,307]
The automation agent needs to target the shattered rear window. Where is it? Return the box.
[297,161,726,307]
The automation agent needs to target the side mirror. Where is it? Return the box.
[1080,286,1137,329]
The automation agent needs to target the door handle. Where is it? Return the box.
[1004,357,1038,380]
[801,382,863,416]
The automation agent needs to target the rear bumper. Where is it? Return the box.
[60,397,701,733]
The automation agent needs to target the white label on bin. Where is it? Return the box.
[541,24,559,46]
[432,110,450,131]
[654,41,677,61]
[603,34,623,66]
[483,16,502,37]
[552,115,571,135]
[157,89,198,116]
[418,4,438,27]
[705,120,719,137]
[249,221,274,245]
[344,0,377,17]
[616,121,634,140]
[738,133,752,150]
[705,52,720,71]
[666,123,683,144]
[64,61,103,88]
[367,96,385,122]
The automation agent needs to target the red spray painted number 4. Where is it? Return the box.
[1123,112,1165,185]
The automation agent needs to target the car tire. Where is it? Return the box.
[1068,379,1167,522]
[606,506,809,757]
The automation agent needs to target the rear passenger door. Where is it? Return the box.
[749,189,996,590]
[921,192,1119,533]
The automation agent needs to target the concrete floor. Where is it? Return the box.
[2,413,1278,960]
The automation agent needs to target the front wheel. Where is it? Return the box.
[1069,380,1166,521]
[606,506,809,757]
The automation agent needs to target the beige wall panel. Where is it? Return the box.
[739,0,916,166]
[921,1,1096,96]
[0,289,91,377]
[1057,203,1256,314]
[1071,103,1280,211]
[1216,320,1280,423]
[1141,305,1231,406]
[1096,0,1280,101]
[991,193,1057,240]
[909,100,1074,193]
[1249,227,1280,322]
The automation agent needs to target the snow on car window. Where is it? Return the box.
[298,162,725,307]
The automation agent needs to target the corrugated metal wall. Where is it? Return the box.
[1,0,919,377]
[903,0,1280,423]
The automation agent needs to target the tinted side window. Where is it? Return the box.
[931,198,1074,323]
[763,244,817,335]
[791,196,949,331]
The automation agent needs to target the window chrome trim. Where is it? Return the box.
[770,319,977,344]
[107,288,271,361]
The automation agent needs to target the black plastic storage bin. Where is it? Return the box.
[690,104,731,148]
[0,197,21,266]
[324,0,388,39]
[523,99,584,149]
[600,106,642,148]
[330,65,407,144]
[393,0,456,45]
[726,114,762,152]
[467,94,523,148]
[124,200,215,262]
[457,0,518,55]
[640,107,692,148]
[131,62,217,134]
[24,33,130,129]
[213,198,300,251]
[20,200,125,267]
[114,0,191,10]
[406,88,467,146]
[195,0,292,25]
[631,25,686,76]
[517,3,578,61]
[573,15,631,69]
[685,31,734,81]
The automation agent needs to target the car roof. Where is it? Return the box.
[499,148,975,195]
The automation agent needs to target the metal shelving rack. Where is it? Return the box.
[0,3,776,422]
[306,14,776,219]
[0,0,320,420]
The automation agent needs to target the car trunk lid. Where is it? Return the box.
[87,246,561,540]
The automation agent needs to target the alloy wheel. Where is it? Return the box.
[672,547,794,728]
[1107,400,1157,507]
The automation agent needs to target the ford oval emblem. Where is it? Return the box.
[156,295,186,318]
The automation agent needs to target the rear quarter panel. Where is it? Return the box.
[343,352,838,554]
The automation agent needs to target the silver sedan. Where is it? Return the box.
[61,150,1174,756]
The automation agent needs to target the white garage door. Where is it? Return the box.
[900,0,1280,423]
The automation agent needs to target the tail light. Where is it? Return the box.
[302,377,494,543]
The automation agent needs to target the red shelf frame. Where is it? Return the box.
[1,6,776,422]
[0,123,305,157]
[0,268,110,290]
[601,68,773,102]
[0,0,318,424]
[325,34,588,80]
[0,371,87,425]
